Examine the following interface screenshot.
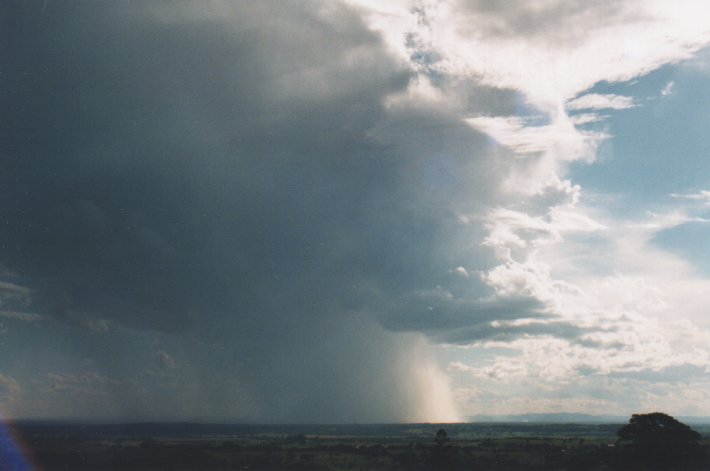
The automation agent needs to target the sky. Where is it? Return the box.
[3,0,710,423]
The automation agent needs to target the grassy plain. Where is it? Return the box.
[12,422,710,470]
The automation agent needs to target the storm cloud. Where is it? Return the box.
[1,0,529,421]
[8,0,710,422]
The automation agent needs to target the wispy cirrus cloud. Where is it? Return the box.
[671,190,710,204]
[566,93,636,111]
[661,80,676,96]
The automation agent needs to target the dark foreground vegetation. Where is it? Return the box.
[8,413,710,470]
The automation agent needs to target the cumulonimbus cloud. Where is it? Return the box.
[5,0,710,421]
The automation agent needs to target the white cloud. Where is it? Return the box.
[466,115,607,160]
[569,113,606,125]
[566,93,636,110]
[671,190,710,204]
[351,0,710,108]
[446,184,710,415]
[482,178,605,264]
[349,0,710,199]
[661,80,676,96]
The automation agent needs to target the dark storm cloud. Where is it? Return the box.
[441,320,596,345]
[2,0,518,420]
[5,0,402,330]
[377,289,547,334]
[0,374,21,401]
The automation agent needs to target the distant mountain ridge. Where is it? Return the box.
[468,413,710,424]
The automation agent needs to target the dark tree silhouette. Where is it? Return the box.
[617,412,702,470]
[435,428,449,448]
[429,428,454,470]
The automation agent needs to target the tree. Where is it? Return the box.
[429,428,453,470]
[435,428,449,448]
[616,412,702,470]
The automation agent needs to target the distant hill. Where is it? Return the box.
[469,413,627,423]
[468,413,710,424]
